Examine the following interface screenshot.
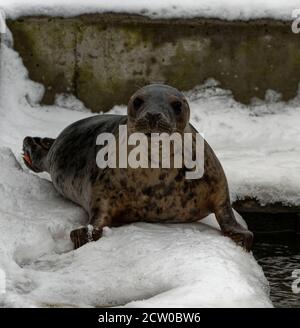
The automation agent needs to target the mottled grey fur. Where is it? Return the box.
[23,84,253,250]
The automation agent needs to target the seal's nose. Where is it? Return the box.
[145,112,162,128]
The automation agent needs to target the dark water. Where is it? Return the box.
[252,234,300,308]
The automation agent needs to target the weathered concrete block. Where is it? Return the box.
[7,14,300,112]
[8,17,78,104]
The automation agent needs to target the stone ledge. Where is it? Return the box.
[6,14,300,112]
[13,13,293,26]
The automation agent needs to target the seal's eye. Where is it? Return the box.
[171,101,182,115]
[133,97,144,111]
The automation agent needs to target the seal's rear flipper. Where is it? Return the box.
[22,136,55,173]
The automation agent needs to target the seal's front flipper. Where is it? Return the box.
[223,227,253,251]
[70,226,102,249]
[22,136,55,173]
[70,211,112,249]
[215,202,254,252]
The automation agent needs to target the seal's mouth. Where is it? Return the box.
[135,126,174,136]
[134,118,174,135]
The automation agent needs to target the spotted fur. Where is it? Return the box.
[23,84,253,251]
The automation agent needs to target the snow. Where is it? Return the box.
[0,0,299,21]
[0,147,271,308]
[0,33,274,307]
[0,154,270,308]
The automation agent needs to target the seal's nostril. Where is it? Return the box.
[146,112,162,121]
[155,113,162,120]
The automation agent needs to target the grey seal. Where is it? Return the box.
[23,84,253,250]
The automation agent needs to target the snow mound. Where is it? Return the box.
[0,147,271,307]
[0,0,299,21]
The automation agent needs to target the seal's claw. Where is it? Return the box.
[70,226,102,249]
[70,227,88,249]
[224,229,254,252]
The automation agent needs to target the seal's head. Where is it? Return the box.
[127,84,190,134]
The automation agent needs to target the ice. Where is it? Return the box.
[0,0,299,21]
[0,36,276,307]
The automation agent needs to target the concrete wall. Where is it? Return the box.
[7,14,300,112]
